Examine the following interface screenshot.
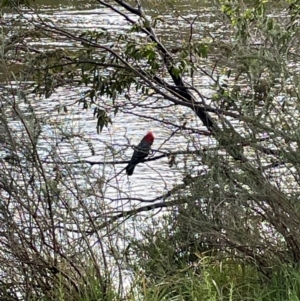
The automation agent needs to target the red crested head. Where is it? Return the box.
[144,131,154,144]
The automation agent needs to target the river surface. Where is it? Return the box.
[2,0,217,213]
[2,2,299,296]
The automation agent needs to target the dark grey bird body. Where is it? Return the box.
[126,132,154,176]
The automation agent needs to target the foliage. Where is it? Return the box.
[135,259,260,301]
[2,0,300,299]
[129,262,300,301]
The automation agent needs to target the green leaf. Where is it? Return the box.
[95,108,112,133]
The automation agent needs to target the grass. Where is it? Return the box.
[41,258,300,301]
[127,258,300,301]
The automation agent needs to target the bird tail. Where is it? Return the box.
[126,164,135,176]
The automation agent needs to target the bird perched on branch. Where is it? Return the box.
[126,131,155,176]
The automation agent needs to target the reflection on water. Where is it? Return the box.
[2,0,215,206]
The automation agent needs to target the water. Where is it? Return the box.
[4,1,298,297]
[0,5,217,293]
[2,0,215,207]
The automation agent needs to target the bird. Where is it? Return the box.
[126,131,155,176]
